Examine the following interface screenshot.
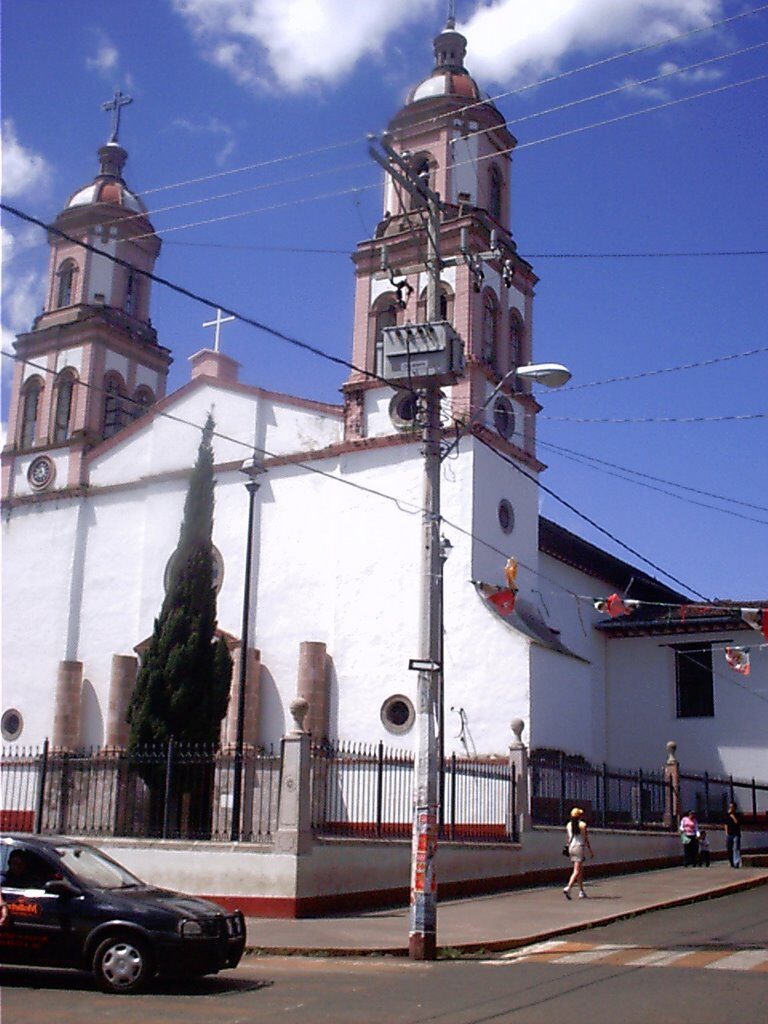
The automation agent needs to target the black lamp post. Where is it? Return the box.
[230,457,265,842]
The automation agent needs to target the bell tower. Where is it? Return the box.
[2,93,172,501]
[343,18,542,469]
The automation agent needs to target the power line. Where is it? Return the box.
[537,438,768,527]
[540,411,767,424]
[130,73,767,240]
[551,347,768,391]
[514,74,768,154]
[428,3,768,132]
[1,347,581,606]
[123,2,768,204]
[162,240,767,260]
[537,438,768,515]
[472,431,709,600]
[0,201,405,396]
[460,39,768,147]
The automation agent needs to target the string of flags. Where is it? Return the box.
[593,593,641,618]
[474,557,766,678]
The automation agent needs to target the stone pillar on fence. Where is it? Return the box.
[52,660,83,750]
[296,641,329,743]
[217,644,261,839]
[508,718,530,837]
[663,740,680,829]
[275,698,312,855]
[106,654,137,748]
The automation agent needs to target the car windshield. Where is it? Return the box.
[55,845,145,890]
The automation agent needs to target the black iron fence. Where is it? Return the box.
[0,740,279,843]
[530,750,768,830]
[311,742,518,842]
[5,740,764,846]
[530,750,671,829]
[679,770,768,823]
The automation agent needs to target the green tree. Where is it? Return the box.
[127,414,232,750]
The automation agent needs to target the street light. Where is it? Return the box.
[514,362,572,388]
[230,456,266,842]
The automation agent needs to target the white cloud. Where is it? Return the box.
[460,0,723,85]
[1,124,49,386]
[86,31,120,75]
[1,119,51,199]
[172,0,437,92]
[173,117,237,165]
[171,0,726,93]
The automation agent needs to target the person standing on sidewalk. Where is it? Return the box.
[679,810,699,867]
[725,802,742,868]
[563,807,594,900]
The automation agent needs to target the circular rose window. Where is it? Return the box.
[28,455,55,491]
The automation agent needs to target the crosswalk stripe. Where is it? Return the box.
[621,949,698,968]
[555,945,627,964]
[704,950,768,971]
[480,943,768,973]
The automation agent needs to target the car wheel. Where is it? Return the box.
[92,934,152,994]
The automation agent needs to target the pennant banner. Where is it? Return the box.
[725,647,751,676]
[476,582,517,617]
[741,608,768,641]
[594,593,639,619]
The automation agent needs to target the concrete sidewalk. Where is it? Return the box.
[243,862,768,957]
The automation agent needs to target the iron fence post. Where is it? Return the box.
[637,768,644,827]
[704,770,710,822]
[162,738,174,840]
[752,778,757,819]
[376,741,384,838]
[34,738,50,834]
[559,751,566,824]
[511,762,518,843]
[601,763,608,828]
[450,753,457,840]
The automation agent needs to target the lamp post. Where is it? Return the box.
[230,456,265,842]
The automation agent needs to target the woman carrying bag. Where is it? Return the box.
[563,807,594,899]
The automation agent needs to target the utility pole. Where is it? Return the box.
[369,134,461,960]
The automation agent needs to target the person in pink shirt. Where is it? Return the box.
[679,810,700,867]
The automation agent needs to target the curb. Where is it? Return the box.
[243,871,768,959]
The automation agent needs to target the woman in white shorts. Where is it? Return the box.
[563,806,594,899]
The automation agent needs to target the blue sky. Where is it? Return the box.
[2,0,767,602]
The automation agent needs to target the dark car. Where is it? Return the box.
[0,835,245,993]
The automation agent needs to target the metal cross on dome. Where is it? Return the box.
[101,89,133,144]
[203,308,236,353]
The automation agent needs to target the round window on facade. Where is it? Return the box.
[27,455,55,492]
[2,708,23,742]
[380,694,415,735]
[164,545,224,594]
[493,396,515,439]
[498,499,515,535]
[389,390,420,432]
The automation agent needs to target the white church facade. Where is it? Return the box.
[3,22,766,788]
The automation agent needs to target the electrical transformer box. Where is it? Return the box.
[381,322,465,387]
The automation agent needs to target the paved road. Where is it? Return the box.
[3,887,767,1024]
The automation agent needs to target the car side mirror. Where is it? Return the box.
[45,878,80,898]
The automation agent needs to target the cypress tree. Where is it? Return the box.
[127,414,233,750]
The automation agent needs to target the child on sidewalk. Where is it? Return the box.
[698,829,711,867]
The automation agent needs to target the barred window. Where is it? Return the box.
[675,643,714,718]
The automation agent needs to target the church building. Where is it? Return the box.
[2,20,766,784]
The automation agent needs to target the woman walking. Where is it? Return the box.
[563,807,594,899]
